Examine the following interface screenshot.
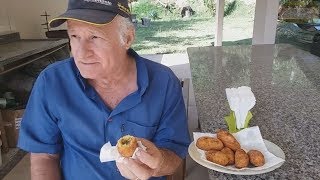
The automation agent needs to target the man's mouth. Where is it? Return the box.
[81,62,98,65]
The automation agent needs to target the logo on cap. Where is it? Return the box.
[84,0,112,6]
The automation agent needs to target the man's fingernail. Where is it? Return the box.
[136,150,141,156]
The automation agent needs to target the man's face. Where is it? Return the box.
[67,18,126,80]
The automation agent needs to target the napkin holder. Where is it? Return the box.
[224,110,252,133]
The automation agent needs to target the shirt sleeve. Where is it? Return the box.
[153,74,191,159]
[17,73,62,154]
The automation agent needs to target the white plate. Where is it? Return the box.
[188,139,285,175]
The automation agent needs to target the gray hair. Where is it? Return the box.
[118,16,135,46]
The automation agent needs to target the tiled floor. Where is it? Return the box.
[3,53,208,180]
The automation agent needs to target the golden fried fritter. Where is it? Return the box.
[117,135,138,158]
[235,149,249,169]
[248,150,265,167]
[221,147,235,165]
[205,150,219,159]
[196,136,224,151]
[217,130,241,151]
[206,151,229,166]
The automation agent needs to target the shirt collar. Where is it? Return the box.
[75,48,149,96]
[128,48,149,95]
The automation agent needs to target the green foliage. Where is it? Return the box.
[203,0,216,16]
[187,0,214,17]
[148,10,160,20]
[224,0,237,17]
[195,0,240,17]
[132,0,179,20]
[132,0,160,19]
[132,0,242,20]
[280,0,318,7]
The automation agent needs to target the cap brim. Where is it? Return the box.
[49,9,118,28]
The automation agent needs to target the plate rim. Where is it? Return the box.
[188,139,285,175]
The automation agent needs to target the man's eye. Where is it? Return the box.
[70,35,77,38]
[92,36,98,39]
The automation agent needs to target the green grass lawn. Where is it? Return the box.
[132,1,255,54]
[133,17,215,54]
[132,1,316,55]
[132,15,256,54]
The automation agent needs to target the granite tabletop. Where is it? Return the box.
[187,44,320,179]
[0,39,69,66]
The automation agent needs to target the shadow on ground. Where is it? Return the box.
[223,38,252,46]
[133,18,214,54]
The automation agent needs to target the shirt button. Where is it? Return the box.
[108,118,112,122]
[121,124,125,132]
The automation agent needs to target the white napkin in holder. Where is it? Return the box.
[226,86,256,129]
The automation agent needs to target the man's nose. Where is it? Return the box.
[76,40,93,58]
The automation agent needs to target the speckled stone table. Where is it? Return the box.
[187,44,320,179]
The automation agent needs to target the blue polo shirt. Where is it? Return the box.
[18,49,190,180]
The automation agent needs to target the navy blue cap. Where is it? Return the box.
[49,0,131,28]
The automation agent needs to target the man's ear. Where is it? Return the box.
[124,27,135,50]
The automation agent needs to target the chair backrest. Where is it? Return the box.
[166,78,190,180]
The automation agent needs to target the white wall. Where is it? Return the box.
[1,0,67,38]
[0,0,12,33]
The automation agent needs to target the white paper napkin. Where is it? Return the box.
[193,126,285,171]
[99,141,146,163]
[226,86,256,129]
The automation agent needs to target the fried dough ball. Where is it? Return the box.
[248,150,265,167]
[205,150,219,158]
[235,149,249,169]
[206,151,229,166]
[221,147,235,165]
[196,136,224,151]
[217,130,241,151]
[116,135,138,158]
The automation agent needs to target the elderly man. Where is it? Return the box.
[17,0,190,180]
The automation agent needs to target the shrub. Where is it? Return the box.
[132,0,179,20]
[132,0,161,19]
[203,0,216,16]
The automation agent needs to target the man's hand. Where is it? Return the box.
[116,138,164,180]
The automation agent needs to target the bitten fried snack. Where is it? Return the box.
[248,150,265,167]
[235,149,249,169]
[217,130,241,151]
[116,135,138,158]
[206,151,229,166]
[196,136,224,151]
[221,147,235,165]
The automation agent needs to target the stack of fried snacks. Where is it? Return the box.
[196,129,265,168]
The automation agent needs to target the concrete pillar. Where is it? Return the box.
[214,0,224,46]
[252,0,279,45]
